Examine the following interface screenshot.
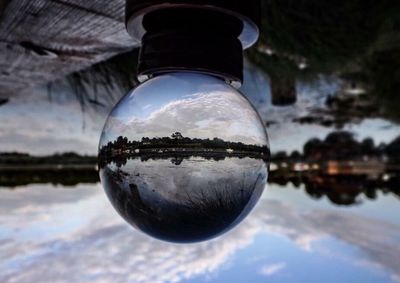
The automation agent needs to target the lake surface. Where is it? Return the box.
[100,156,268,243]
[1,180,399,283]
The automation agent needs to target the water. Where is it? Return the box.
[1,179,399,283]
[100,157,268,243]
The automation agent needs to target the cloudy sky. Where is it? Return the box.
[101,73,268,147]
[1,61,399,155]
[1,183,400,283]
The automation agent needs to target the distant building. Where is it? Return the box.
[324,160,385,178]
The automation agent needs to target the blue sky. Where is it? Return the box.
[1,183,400,283]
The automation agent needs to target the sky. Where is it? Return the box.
[101,73,268,147]
[0,61,399,155]
[1,183,399,283]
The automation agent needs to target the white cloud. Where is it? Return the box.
[102,90,267,147]
[259,262,286,276]
[1,184,400,283]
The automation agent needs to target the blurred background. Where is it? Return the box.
[1,1,400,282]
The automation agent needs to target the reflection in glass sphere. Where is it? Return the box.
[99,72,270,243]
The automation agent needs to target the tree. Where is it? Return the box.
[303,138,322,158]
[361,138,375,155]
[171,132,183,140]
[274,151,287,160]
[386,136,400,162]
[290,150,302,160]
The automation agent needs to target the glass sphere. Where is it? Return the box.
[99,72,269,243]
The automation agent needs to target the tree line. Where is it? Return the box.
[272,131,400,163]
[99,132,270,156]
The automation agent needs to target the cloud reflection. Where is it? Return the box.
[259,262,286,276]
[1,184,400,283]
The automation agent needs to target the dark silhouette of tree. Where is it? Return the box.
[303,138,322,159]
[273,151,288,160]
[387,136,400,162]
[303,132,362,161]
[290,150,301,160]
[98,133,270,167]
[171,132,183,140]
[361,138,375,156]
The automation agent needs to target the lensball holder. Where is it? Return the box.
[126,0,261,87]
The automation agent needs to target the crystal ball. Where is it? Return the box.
[99,72,269,243]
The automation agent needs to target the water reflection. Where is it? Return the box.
[3,129,400,210]
[1,183,400,283]
[269,131,400,205]
[100,154,268,243]
[0,169,98,188]
[269,173,400,206]
[2,166,399,208]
